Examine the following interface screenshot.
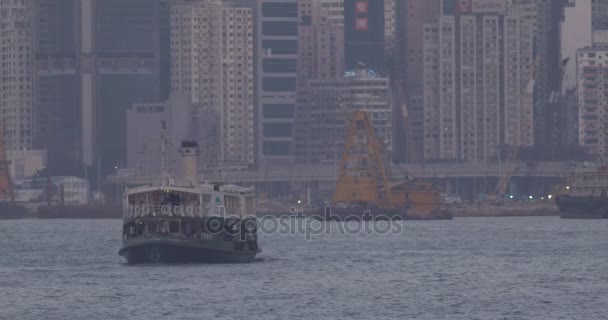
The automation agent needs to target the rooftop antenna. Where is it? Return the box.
[160,120,169,185]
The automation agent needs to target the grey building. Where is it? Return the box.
[257,0,299,164]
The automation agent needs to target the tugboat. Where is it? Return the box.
[118,141,259,264]
[556,164,608,219]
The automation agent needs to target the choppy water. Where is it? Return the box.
[1,217,607,320]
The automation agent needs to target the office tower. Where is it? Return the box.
[31,0,163,179]
[94,0,161,175]
[577,47,608,159]
[257,0,299,163]
[423,1,535,162]
[294,69,393,163]
[171,0,255,165]
[344,0,385,72]
[1,0,34,152]
[34,0,81,174]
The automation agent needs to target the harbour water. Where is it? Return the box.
[1,217,607,320]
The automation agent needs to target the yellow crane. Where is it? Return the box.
[331,111,448,219]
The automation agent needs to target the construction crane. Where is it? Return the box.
[0,129,15,202]
[332,111,394,208]
[330,111,448,219]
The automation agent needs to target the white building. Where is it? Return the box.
[0,0,34,152]
[423,1,535,162]
[171,0,255,165]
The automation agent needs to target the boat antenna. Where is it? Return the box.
[160,120,168,185]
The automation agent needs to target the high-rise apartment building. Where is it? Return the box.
[171,0,255,165]
[577,47,608,159]
[1,0,34,152]
[294,69,393,163]
[257,0,299,163]
[395,0,441,162]
[423,2,535,162]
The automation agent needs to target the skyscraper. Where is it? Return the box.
[423,1,536,162]
[1,0,34,152]
[33,0,163,178]
[395,0,441,162]
[171,0,255,165]
[257,0,299,163]
[34,0,81,174]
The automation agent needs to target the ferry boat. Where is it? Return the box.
[118,141,260,263]
[555,165,608,219]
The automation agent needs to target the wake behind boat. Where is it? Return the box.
[118,141,259,264]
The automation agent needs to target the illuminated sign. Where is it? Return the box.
[471,0,506,13]
[354,0,369,32]
[355,1,369,14]
[355,18,368,31]
[343,69,377,79]
[457,0,472,13]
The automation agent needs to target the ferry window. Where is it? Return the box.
[170,221,179,233]
[224,196,241,216]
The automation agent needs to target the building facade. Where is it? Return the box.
[577,47,608,159]
[294,69,393,164]
[171,0,255,165]
[257,0,299,163]
[423,2,536,162]
[1,0,34,152]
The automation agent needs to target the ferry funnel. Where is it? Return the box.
[179,141,199,187]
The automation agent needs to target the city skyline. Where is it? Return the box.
[0,0,607,188]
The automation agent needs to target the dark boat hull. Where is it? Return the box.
[0,203,28,220]
[120,240,258,264]
[555,195,608,219]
